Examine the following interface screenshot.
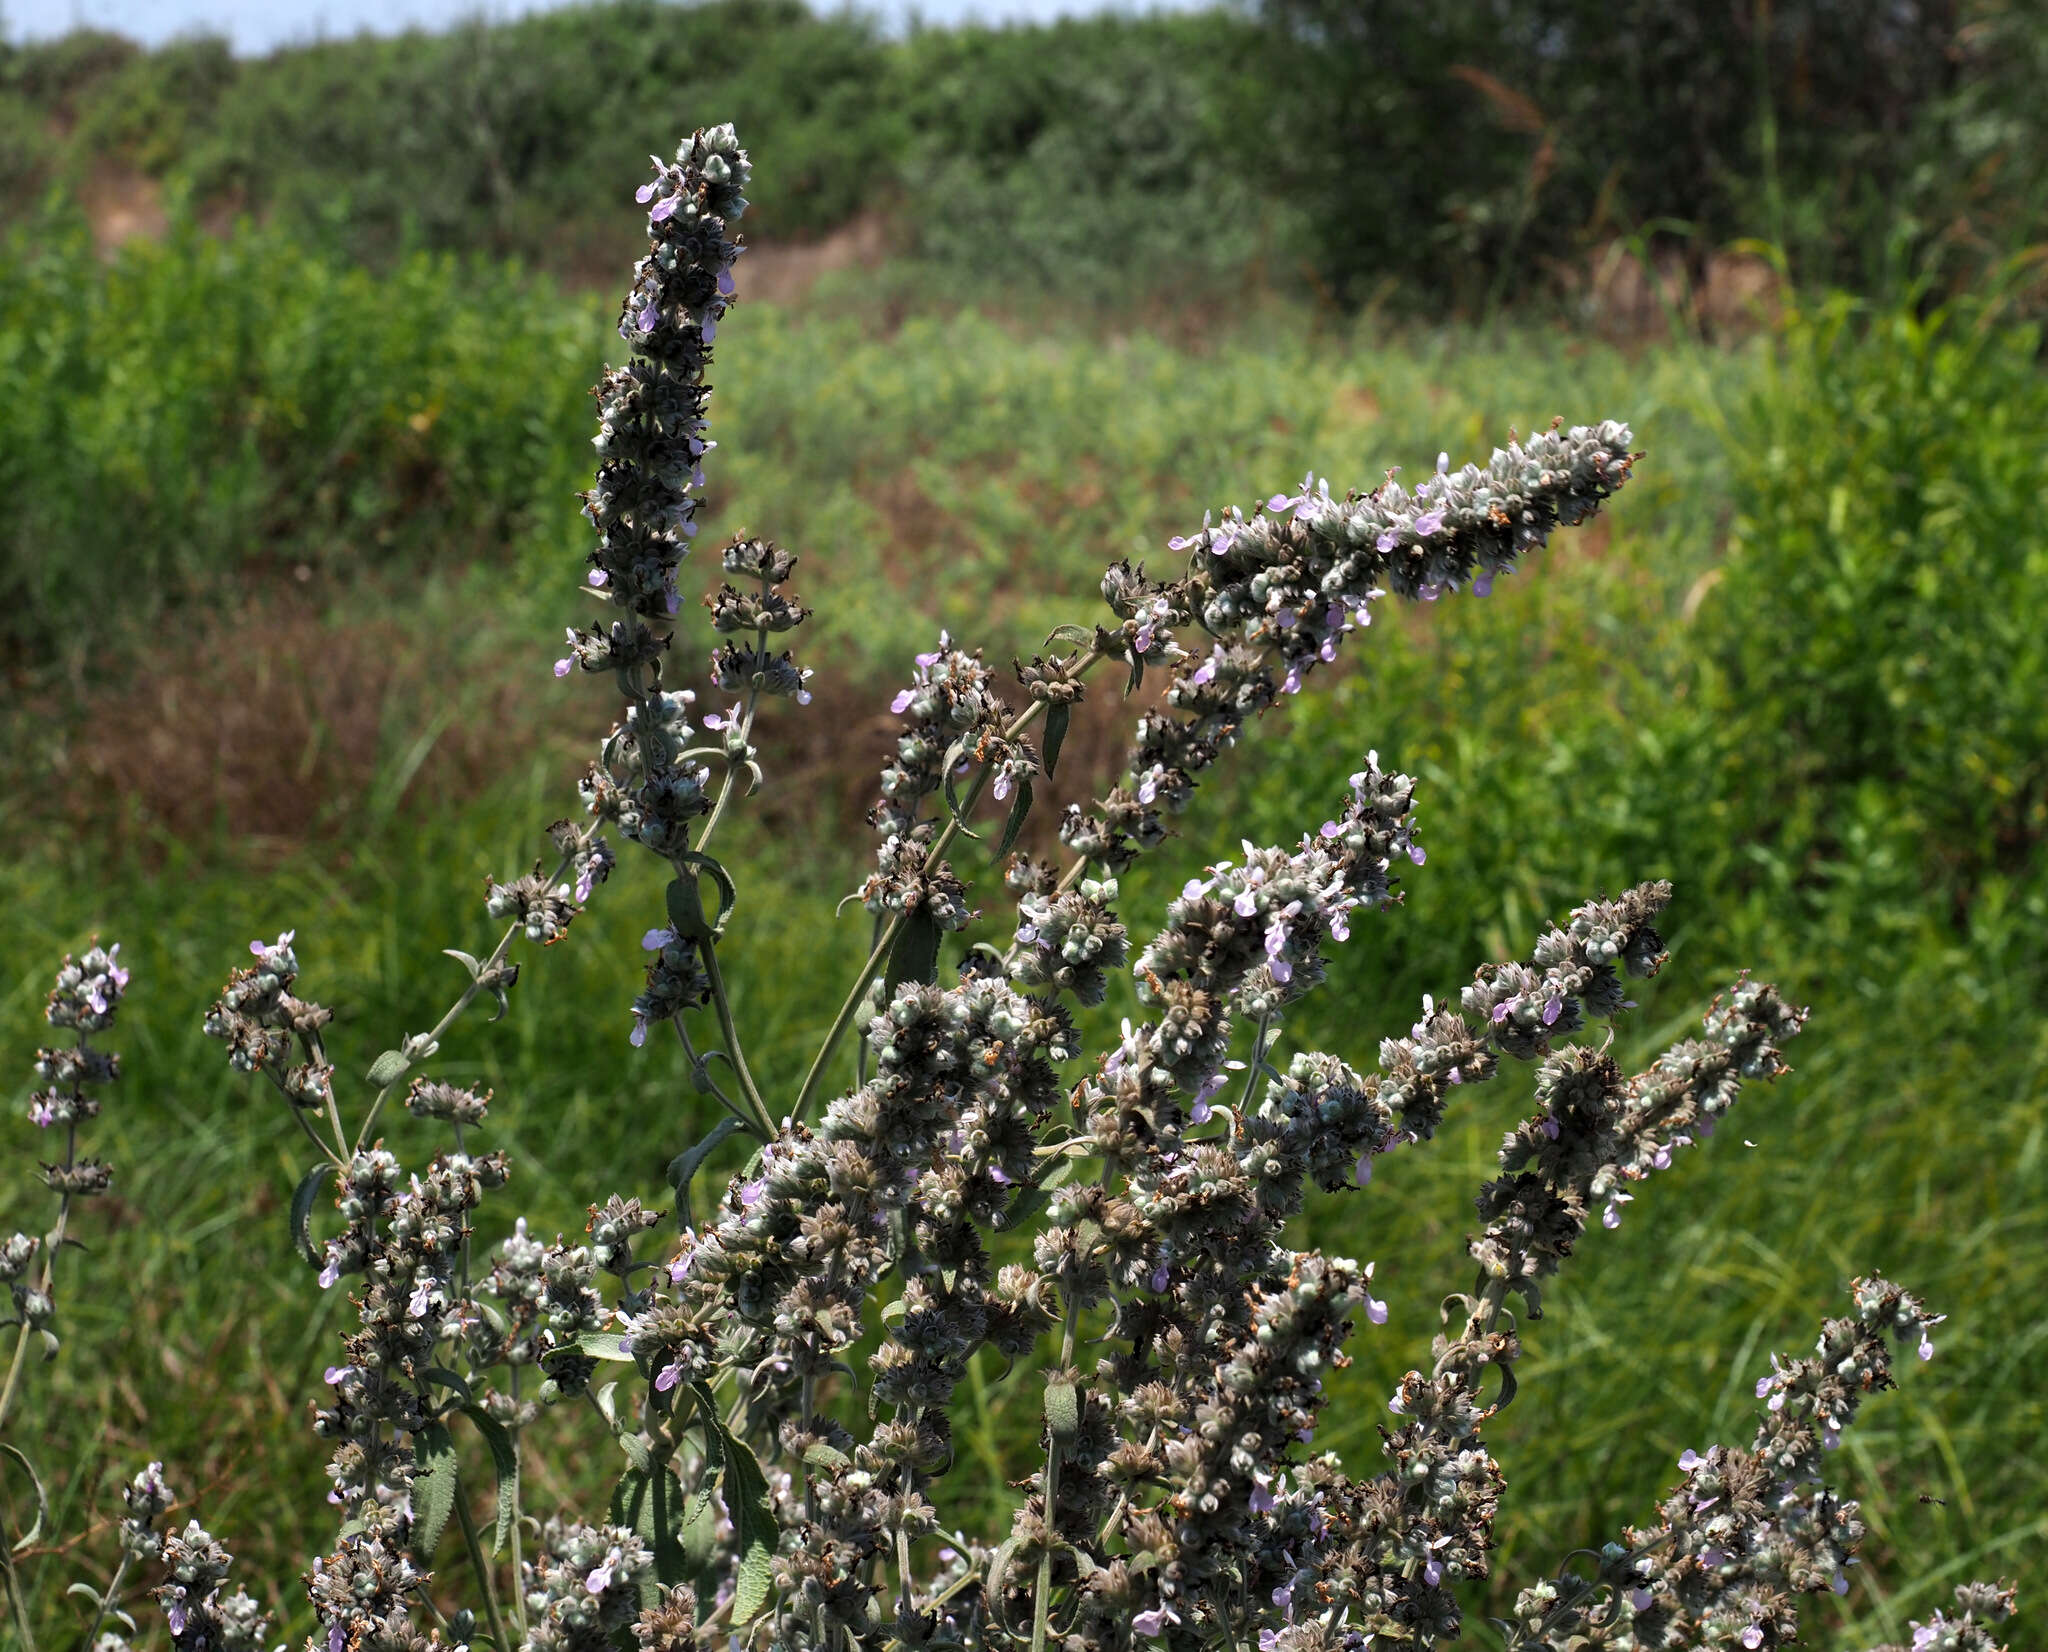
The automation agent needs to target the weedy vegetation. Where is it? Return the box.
[1,123,2040,1652]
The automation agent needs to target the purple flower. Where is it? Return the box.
[719,268,736,296]
[988,1165,1011,1185]
[1131,1606,1179,1639]
[1376,528,1400,553]
[655,1358,684,1393]
[1354,1152,1373,1188]
[1414,508,1445,537]
[1741,1628,1764,1649]
[630,1014,649,1048]
[1365,1290,1388,1326]
[1492,1000,1512,1024]
[1700,1548,1725,1569]
[319,1258,340,1289]
[588,568,609,587]
[649,195,679,224]
[1408,843,1427,865]
[702,319,717,345]
[585,1549,619,1593]
[1149,1263,1170,1292]
[1424,1559,1443,1587]
[638,302,660,332]
[324,1365,351,1385]
[1630,1589,1653,1611]
[1249,1476,1276,1514]
[329,1620,346,1652]
[29,1100,53,1128]
[1679,1448,1703,1470]
[1473,574,1493,597]
[739,1178,766,1208]
[1918,1329,1935,1361]
[1833,1573,1850,1596]
[1542,995,1562,1025]
[553,656,573,678]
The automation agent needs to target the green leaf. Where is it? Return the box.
[0,1445,48,1551]
[1125,654,1145,697]
[1044,1381,1079,1441]
[442,948,483,978]
[565,1329,637,1362]
[365,1048,411,1088]
[611,1463,684,1605]
[938,736,985,840]
[667,1116,744,1230]
[424,1365,474,1402]
[675,851,739,937]
[289,1162,333,1269]
[1042,701,1071,779]
[1044,624,1093,647]
[802,1440,851,1473]
[713,1422,779,1626]
[996,777,1034,860]
[885,906,944,992]
[457,1403,520,1555]
[665,875,713,945]
[409,1423,459,1563]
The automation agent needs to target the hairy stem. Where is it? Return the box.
[454,1469,511,1651]
[793,651,1102,1125]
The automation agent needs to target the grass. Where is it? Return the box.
[1,237,2044,1649]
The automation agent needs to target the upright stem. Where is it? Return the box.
[353,847,575,1155]
[507,1365,529,1639]
[0,1120,77,1436]
[454,1473,510,1651]
[77,1550,132,1652]
[792,650,1102,1127]
[697,941,777,1138]
[1029,1290,1084,1652]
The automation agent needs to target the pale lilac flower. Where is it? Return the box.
[585,1547,621,1593]
[1132,1606,1179,1639]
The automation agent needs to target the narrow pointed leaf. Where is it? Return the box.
[408,1423,459,1562]
[458,1403,521,1555]
[290,1162,334,1269]
[667,1117,744,1230]
[996,778,1034,860]
[885,906,943,992]
[1042,702,1071,778]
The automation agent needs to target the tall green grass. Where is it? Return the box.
[1,243,2042,1647]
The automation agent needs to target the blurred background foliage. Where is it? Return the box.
[0,0,2044,1647]
[3,0,2045,300]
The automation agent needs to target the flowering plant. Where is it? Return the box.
[0,126,2016,1652]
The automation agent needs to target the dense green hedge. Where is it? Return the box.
[5,0,2043,301]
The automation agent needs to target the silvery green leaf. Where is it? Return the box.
[290,1162,333,1268]
[408,1423,458,1562]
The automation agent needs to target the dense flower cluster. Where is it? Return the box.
[6,944,128,1363]
[2,124,2014,1652]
